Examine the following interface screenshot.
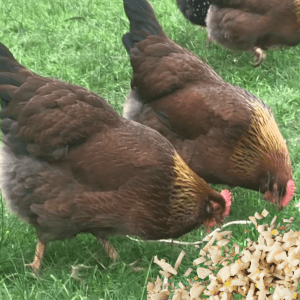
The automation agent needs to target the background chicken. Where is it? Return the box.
[177,0,211,26]
[122,0,295,209]
[0,42,232,273]
[206,0,300,66]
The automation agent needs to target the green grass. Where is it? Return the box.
[0,0,299,299]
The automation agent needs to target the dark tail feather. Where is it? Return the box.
[122,0,164,53]
[0,43,28,109]
[0,43,15,61]
[122,33,134,53]
[0,42,25,79]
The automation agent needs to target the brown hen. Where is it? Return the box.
[122,0,295,209]
[206,0,300,66]
[0,42,231,273]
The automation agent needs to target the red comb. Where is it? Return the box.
[281,180,296,207]
[220,189,232,216]
[205,189,232,230]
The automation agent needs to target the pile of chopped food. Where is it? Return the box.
[147,209,300,300]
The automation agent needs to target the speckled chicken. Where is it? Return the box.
[0,42,232,273]
[122,0,295,209]
[206,0,300,66]
[177,0,211,26]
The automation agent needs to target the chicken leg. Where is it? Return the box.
[99,239,118,262]
[25,241,46,274]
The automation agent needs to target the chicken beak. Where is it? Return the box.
[264,183,281,208]
[264,181,295,210]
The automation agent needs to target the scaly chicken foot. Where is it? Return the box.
[25,241,46,275]
[99,239,118,262]
[252,47,266,67]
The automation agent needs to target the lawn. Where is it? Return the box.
[0,0,299,299]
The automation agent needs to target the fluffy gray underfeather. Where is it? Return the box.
[123,89,143,120]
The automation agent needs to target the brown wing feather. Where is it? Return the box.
[131,36,253,137]
[0,47,121,159]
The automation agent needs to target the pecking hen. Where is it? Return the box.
[206,0,300,66]
[177,0,211,26]
[0,42,231,273]
[122,0,295,209]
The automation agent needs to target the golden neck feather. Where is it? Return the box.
[295,0,300,26]
[170,152,211,217]
[230,101,292,177]
[172,152,209,193]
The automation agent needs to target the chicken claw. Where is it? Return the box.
[252,47,266,67]
[25,241,46,275]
